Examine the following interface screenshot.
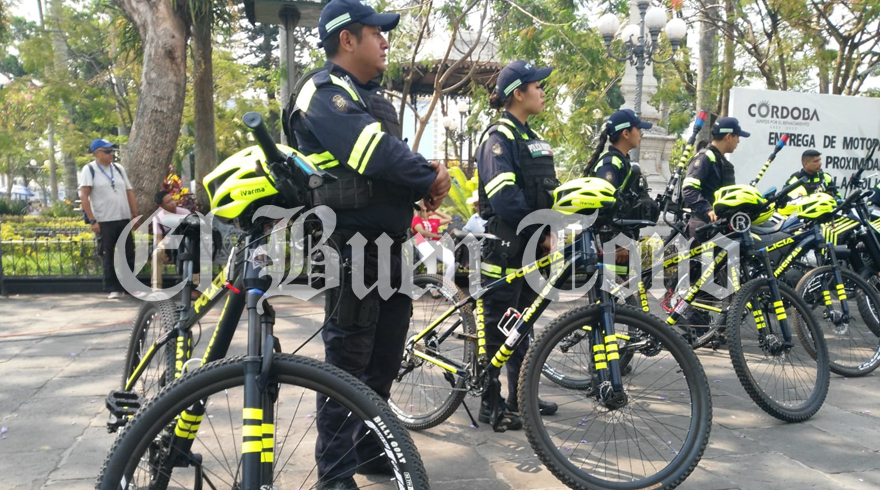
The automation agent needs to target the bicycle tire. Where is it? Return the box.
[97,354,428,490]
[857,263,880,337]
[389,274,475,430]
[727,278,830,422]
[122,300,179,398]
[796,266,880,377]
[520,305,712,490]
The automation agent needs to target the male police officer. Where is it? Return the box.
[682,117,750,240]
[286,1,450,487]
[785,149,841,200]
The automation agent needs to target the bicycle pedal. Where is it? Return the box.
[106,390,143,418]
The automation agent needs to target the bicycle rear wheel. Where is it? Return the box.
[796,266,880,377]
[389,274,475,430]
[97,354,428,490]
[520,305,712,490]
[727,278,830,422]
[122,300,179,397]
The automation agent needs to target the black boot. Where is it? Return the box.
[507,398,558,416]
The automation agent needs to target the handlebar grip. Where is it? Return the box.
[695,219,726,234]
[838,189,862,212]
[243,112,287,164]
[771,177,808,205]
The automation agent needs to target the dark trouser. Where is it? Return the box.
[315,250,411,480]
[98,219,135,293]
[477,245,542,407]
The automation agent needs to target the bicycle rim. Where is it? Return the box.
[97,354,427,490]
[389,274,474,430]
[797,267,880,376]
[520,305,712,490]
[728,279,830,422]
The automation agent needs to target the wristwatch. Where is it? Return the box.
[89,219,97,225]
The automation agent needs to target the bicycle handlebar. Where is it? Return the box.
[243,112,288,164]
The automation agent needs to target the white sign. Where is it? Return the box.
[729,88,880,193]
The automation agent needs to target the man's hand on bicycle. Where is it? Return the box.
[708,210,718,222]
[540,230,557,255]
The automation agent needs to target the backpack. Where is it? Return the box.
[81,162,125,224]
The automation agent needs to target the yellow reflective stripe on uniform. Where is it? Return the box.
[496,125,515,140]
[683,177,702,190]
[295,79,318,113]
[328,75,359,101]
[705,150,716,162]
[481,262,516,277]
[307,151,338,169]
[485,172,516,198]
[348,122,384,174]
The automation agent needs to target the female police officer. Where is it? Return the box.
[585,109,653,276]
[474,60,559,431]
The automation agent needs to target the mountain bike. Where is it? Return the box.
[392,211,712,490]
[98,112,428,490]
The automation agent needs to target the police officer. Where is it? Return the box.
[682,117,750,241]
[587,109,653,275]
[286,1,450,487]
[785,149,841,200]
[475,60,559,431]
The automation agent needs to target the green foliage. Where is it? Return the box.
[0,199,28,216]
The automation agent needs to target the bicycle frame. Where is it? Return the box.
[122,232,247,392]
[407,225,632,395]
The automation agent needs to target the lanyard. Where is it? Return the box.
[96,163,116,191]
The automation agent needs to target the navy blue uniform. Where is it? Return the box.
[682,145,735,225]
[475,113,551,406]
[592,146,632,188]
[785,168,841,200]
[292,62,436,480]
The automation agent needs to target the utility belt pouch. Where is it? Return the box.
[325,235,381,327]
[483,216,521,262]
[311,176,374,210]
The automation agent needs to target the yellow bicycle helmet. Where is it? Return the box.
[790,192,837,220]
[713,184,774,225]
[204,144,294,220]
[552,177,617,215]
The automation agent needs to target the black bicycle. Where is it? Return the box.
[392,213,712,490]
[98,113,428,490]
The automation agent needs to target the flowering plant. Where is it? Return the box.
[162,166,199,212]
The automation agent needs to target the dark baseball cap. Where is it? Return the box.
[712,117,750,138]
[606,109,652,135]
[89,138,118,153]
[318,0,400,42]
[496,60,553,100]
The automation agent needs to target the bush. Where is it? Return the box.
[40,202,80,218]
[0,199,28,216]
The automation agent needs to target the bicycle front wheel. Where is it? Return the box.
[122,300,179,397]
[727,278,830,422]
[796,266,880,376]
[520,305,712,490]
[389,274,475,430]
[97,354,428,490]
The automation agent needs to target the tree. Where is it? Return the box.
[191,0,217,210]
[110,0,191,217]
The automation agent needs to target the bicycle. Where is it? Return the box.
[391,177,712,490]
[98,112,428,490]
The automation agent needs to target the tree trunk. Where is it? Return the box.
[47,123,59,202]
[696,4,718,143]
[192,3,215,211]
[719,0,735,117]
[112,0,189,217]
[49,0,80,201]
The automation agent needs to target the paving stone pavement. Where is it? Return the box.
[0,293,878,489]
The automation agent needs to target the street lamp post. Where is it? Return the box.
[442,100,470,171]
[597,1,687,162]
